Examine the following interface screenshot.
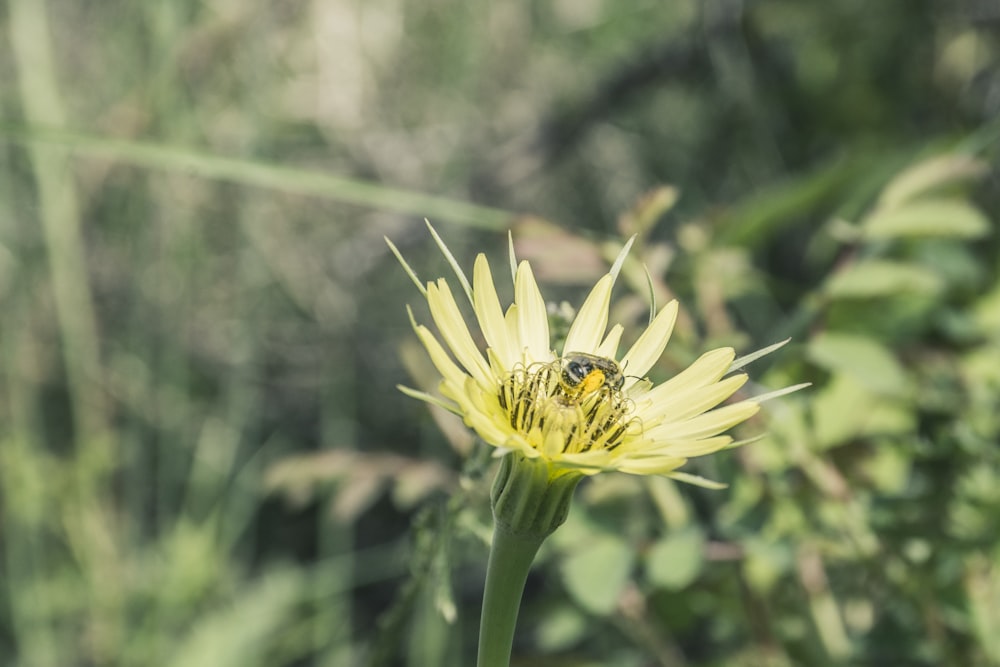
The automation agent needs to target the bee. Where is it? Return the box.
[557,352,625,400]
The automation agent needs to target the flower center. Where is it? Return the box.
[497,360,639,455]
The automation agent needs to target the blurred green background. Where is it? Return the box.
[2,1,999,665]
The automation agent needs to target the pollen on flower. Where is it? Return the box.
[497,359,641,456]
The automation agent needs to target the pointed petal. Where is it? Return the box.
[620,300,679,386]
[541,424,566,458]
[426,220,473,305]
[641,348,735,405]
[646,401,760,441]
[641,264,657,326]
[503,303,521,356]
[614,455,687,476]
[728,338,791,373]
[752,383,811,403]
[385,237,426,297]
[608,235,636,281]
[396,385,461,414]
[427,280,494,389]
[665,471,728,489]
[508,230,517,286]
[634,435,734,458]
[458,378,515,447]
[411,319,469,390]
[562,274,613,355]
[514,261,551,362]
[636,374,748,425]
[485,347,507,379]
[723,433,766,450]
[473,254,514,370]
[553,452,616,476]
[595,324,624,359]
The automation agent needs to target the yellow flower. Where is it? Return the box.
[389,225,804,488]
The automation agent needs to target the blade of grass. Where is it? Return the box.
[8,2,108,446]
[0,310,63,666]
[8,3,126,662]
[0,125,515,231]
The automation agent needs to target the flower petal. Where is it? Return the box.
[427,280,494,389]
[608,235,636,281]
[728,338,791,373]
[595,324,624,359]
[411,320,470,390]
[620,300,679,386]
[640,347,735,406]
[473,254,514,371]
[562,273,613,355]
[635,373,748,426]
[504,303,521,354]
[426,220,473,304]
[385,237,426,297]
[456,377,515,446]
[508,230,518,285]
[628,435,734,458]
[646,401,760,441]
[555,449,616,474]
[514,260,551,363]
[614,456,687,476]
[751,382,812,403]
[396,384,461,415]
[665,471,728,489]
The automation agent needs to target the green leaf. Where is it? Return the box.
[811,374,915,448]
[742,539,794,594]
[972,282,1000,335]
[166,569,304,667]
[715,158,859,247]
[645,526,705,590]
[912,240,985,291]
[559,533,634,615]
[535,606,588,652]
[966,555,1000,662]
[960,345,1000,390]
[862,199,990,240]
[861,445,912,494]
[878,154,987,209]
[807,333,908,396]
[826,260,942,298]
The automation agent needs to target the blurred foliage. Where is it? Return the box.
[1,0,999,666]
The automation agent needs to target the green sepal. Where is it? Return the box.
[491,453,583,540]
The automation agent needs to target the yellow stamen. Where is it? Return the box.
[498,364,638,455]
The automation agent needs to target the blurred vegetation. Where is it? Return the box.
[1,0,998,666]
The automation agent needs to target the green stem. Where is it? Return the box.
[476,453,583,666]
[476,525,545,667]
